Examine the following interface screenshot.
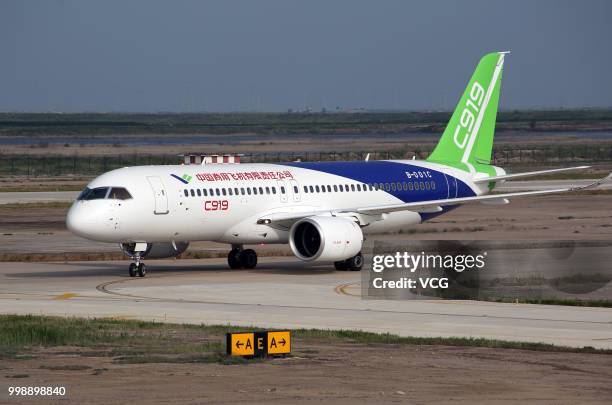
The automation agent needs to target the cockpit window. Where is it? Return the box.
[109,187,133,200]
[77,187,109,200]
[77,187,91,200]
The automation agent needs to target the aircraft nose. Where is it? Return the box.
[66,202,113,241]
[66,203,92,239]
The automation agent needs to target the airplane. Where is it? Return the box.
[66,51,611,277]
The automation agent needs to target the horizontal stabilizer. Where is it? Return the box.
[474,166,590,183]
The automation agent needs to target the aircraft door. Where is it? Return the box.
[289,179,301,202]
[277,179,288,203]
[147,176,169,214]
[444,174,458,199]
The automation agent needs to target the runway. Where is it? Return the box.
[0,190,78,204]
[0,257,610,349]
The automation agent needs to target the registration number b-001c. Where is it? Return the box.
[204,200,229,211]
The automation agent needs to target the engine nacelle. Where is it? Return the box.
[289,216,363,262]
[121,241,189,259]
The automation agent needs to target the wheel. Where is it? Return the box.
[128,263,137,277]
[346,253,363,271]
[334,260,348,271]
[227,249,242,269]
[137,263,146,277]
[240,249,258,269]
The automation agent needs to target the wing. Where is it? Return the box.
[257,173,611,225]
[473,165,590,184]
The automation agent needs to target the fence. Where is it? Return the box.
[1,144,612,177]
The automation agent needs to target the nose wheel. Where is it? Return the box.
[227,246,257,269]
[128,256,147,278]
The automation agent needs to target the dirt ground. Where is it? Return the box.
[1,343,611,404]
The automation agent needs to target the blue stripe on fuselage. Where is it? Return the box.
[282,160,476,221]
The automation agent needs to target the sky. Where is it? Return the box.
[1,0,611,112]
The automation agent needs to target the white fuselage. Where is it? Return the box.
[66,160,494,245]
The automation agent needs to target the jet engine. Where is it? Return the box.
[120,241,189,259]
[289,216,363,262]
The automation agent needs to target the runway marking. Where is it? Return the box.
[93,278,612,326]
[52,292,78,300]
[334,282,360,297]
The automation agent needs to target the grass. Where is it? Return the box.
[0,315,610,364]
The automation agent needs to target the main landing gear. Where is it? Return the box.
[334,252,363,271]
[128,254,147,277]
[227,245,258,269]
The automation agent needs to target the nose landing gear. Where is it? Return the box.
[128,255,147,277]
[227,245,258,269]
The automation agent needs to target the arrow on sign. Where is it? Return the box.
[279,338,286,346]
[236,341,244,349]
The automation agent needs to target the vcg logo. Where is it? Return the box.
[453,82,485,149]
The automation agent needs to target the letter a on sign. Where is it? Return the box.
[229,333,255,356]
[267,331,291,355]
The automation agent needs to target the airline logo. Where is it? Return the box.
[171,173,192,184]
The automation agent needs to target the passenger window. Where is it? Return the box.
[414,182,419,190]
[384,183,390,191]
[266,187,271,194]
[408,183,413,190]
[294,186,298,193]
[391,183,396,191]
[333,185,338,192]
[247,188,251,195]
[321,185,326,193]
[228,188,233,196]
[203,189,208,196]
[196,189,201,197]
[304,186,308,193]
[240,187,245,195]
[281,186,286,194]
[223,188,227,196]
[420,182,425,190]
[183,189,188,197]
[315,185,320,193]
[272,187,277,194]
[309,185,314,193]
[349,184,354,192]
[253,187,258,195]
[339,185,344,192]
[190,189,195,197]
[356,184,361,192]
[259,187,264,194]
[235,187,239,195]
